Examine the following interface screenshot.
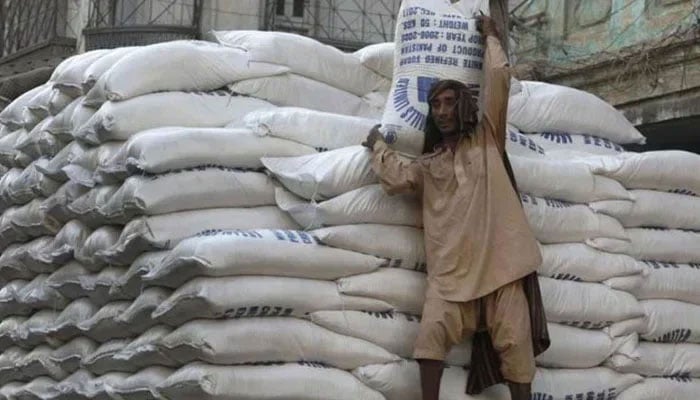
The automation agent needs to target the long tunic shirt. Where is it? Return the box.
[371,36,542,303]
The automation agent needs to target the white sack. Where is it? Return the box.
[101,127,314,179]
[0,85,49,129]
[617,377,700,400]
[50,337,98,374]
[588,228,700,264]
[611,342,700,378]
[276,185,421,229]
[538,277,643,329]
[16,274,69,309]
[66,185,119,227]
[355,42,394,78]
[590,150,700,195]
[157,317,399,369]
[40,181,90,224]
[61,142,122,187]
[0,317,25,351]
[605,261,700,305]
[100,168,276,220]
[12,376,58,400]
[0,281,32,319]
[17,345,67,380]
[44,97,82,139]
[81,338,137,374]
[52,369,96,399]
[33,219,91,267]
[158,362,384,400]
[69,100,96,135]
[538,243,643,282]
[508,81,645,144]
[111,251,168,299]
[36,141,84,182]
[505,127,547,158]
[231,74,382,119]
[46,261,91,300]
[149,229,383,288]
[25,87,55,119]
[520,193,628,243]
[380,0,486,154]
[81,266,130,305]
[112,325,177,369]
[337,268,426,315]
[312,224,426,271]
[0,347,27,384]
[0,131,23,167]
[0,168,22,205]
[74,226,121,271]
[243,107,383,153]
[591,189,700,230]
[639,299,700,343]
[510,155,630,203]
[11,236,54,274]
[75,372,130,399]
[77,301,132,342]
[92,40,288,102]
[354,361,509,400]
[531,367,642,400]
[8,198,62,238]
[0,246,34,284]
[16,310,59,348]
[528,132,626,155]
[48,298,98,342]
[263,146,376,200]
[98,207,298,266]
[81,46,136,92]
[115,287,171,334]
[212,30,388,96]
[51,50,109,96]
[152,276,392,326]
[75,91,275,144]
[104,366,174,400]
[7,161,61,203]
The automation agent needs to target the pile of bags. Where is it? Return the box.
[0,0,698,398]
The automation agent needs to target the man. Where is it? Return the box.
[362,15,549,400]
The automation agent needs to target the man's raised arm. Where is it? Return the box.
[478,16,510,154]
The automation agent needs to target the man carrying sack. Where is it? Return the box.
[363,13,550,400]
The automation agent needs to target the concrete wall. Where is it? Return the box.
[201,0,263,33]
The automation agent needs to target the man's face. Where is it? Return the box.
[430,89,459,136]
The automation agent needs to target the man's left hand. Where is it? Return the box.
[362,124,384,150]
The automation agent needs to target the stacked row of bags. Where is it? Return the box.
[0,31,396,400]
[0,1,698,399]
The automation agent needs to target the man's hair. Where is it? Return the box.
[423,79,478,154]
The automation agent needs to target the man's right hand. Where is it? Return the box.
[362,124,384,150]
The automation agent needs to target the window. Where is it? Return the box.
[276,0,285,16]
[293,0,304,17]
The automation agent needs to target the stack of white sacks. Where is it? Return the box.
[0,29,698,400]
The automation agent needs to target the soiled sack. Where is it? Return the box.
[75,91,275,144]
[87,40,288,102]
[98,207,298,266]
[48,298,98,342]
[112,325,177,369]
[46,260,92,300]
[152,276,392,326]
[100,127,315,178]
[355,42,394,78]
[591,189,700,230]
[231,74,381,119]
[243,107,381,153]
[0,347,28,384]
[77,301,132,342]
[62,142,123,187]
[51,50,110,96]
[111,251,168,299]
[115,287,171,334]
[49,337,98,374]
[520,193,628,244]
[67,185,119,227]
[33,219,92,267]
[100,168,276,220]
[311,224,426,271]
[41,181,90,224]
[158,362,385,400]
[212,30,388,96]
[0,85,49,129]
[74,226,121,271]
[611,341,700,378]
[104,366,174,400]
[81,338,137,374]
[508,81,645,144]
[276,185,421,229]
[151,229,382,288]
[17,344,67,380]
[156,317,399,369]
